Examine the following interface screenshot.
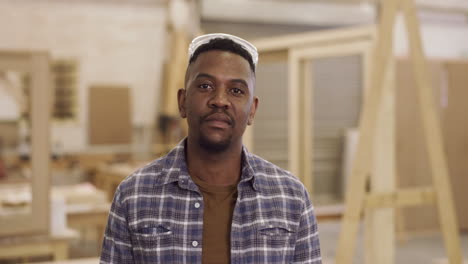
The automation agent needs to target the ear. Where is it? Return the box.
[247,96,259,126]
[177,89,187,118]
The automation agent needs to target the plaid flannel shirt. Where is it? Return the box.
[100,139,321,264]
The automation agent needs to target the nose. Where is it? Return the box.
[208,89,230,109]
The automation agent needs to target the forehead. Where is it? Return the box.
[187,50,254,82]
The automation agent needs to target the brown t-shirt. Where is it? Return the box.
[191,175,238,264]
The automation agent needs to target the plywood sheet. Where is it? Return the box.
[443,61,468,231]
[396,59,441,232]
[397,59,468,232]
[88,86,131,145]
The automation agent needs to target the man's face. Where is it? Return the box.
[178,50,258,152]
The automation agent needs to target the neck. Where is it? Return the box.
[185,137,243,186]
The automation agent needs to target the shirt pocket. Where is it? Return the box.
[131,223,175,264]
[254,223,296,263]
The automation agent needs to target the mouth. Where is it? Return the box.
[203,113,233,128]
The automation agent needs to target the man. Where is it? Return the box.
[101,33,321,264]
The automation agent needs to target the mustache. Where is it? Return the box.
[200,109,235,127]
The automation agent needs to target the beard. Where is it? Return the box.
[197,109,235,153]
[198,132,232,153]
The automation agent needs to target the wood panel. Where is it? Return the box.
[88,86,132,145]
[443,61,468,231]
[397,59,468,232]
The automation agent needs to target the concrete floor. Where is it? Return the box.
[319,220,468,264]
[66,220,468,263]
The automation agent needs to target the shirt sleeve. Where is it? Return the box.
[100,187,135,264]
[293,188,322,263]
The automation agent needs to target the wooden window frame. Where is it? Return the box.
[249,26,375,196]
[0,51,51,236]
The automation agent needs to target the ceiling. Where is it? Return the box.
[255,0,468,11]
[9,0,468,11]
[8,0,468,16]
[201,0,468,27]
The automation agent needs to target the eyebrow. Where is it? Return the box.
[194,73,249,88]
[194,73,215,81]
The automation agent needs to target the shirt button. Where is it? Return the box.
[194,202,200,208]
[192,240,199,247]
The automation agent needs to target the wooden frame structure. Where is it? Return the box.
[0,51,51,236]
[288,29,374,196]
[335,0,463,263]
[250,26,375,195]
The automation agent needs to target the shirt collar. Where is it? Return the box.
[152,139,191,188]
[154,138,261,192]
[240,145,260,192]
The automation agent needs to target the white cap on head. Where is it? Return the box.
[188,33,258,68]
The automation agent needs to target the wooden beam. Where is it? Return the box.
[364,54,396,264]
[401,0,463,263]
[288,49,301,176]
[335,0,400,263]
[162,29,189,116]
[31,52,52,236]
[302,60,313,195]
[365,187,436,209]
[253,25,375,52]
[258,50,288,64]
[291,40,374,59]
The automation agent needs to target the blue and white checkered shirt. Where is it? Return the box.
[100,139,321,264]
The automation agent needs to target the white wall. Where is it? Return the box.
[201,0,375,26]
[0,1,167,152]
[394,12,468,58]
[202,1,468,59]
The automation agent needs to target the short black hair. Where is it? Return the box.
[188,38,256,73]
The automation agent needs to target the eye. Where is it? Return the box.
[230,88,245,96]
[198,83,213,91]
